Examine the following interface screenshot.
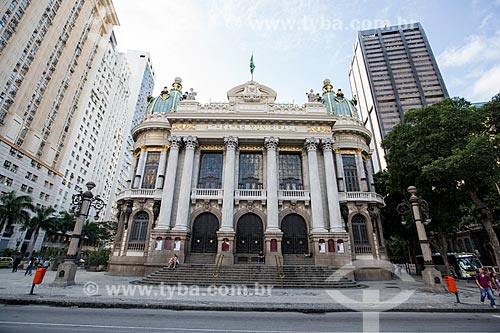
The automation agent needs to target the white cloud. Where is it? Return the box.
[438,31,500,67]
[471,65,500,101]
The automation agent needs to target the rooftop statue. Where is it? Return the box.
[321,79,360,119]
[306,89,322,102]
[147,78,184,114]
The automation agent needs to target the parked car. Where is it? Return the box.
[0,257,13,268]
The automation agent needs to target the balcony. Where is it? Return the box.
[234,189,267,205]
[339,192,385,206]
[116,188,162,201]
[191,188,224,204]
[278,189,310,206]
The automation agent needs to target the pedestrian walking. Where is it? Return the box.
[24,257,33,276]
[475,268,497,308]
[12,253,22,272]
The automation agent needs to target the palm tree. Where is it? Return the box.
[0,191,34,236]
[21,205,58,248]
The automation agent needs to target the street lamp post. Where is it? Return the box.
[397,186,443,291]
[53,181,105,286]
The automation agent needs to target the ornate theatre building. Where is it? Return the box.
[109,78,386,276]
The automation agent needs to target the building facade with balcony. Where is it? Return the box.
[109,78,386,276]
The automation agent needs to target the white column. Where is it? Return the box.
[265,137,280,232]
[128,156,137,189]
[321,139,344,232]
[305,138,327,232]
[366,154,375,192]
[355,149,368,191]
[155,145,168,189]
[220,136,238,231]
[133,145,147,188]
[156,137,182,230]
[173,136,198,231]
[334,148,345,192]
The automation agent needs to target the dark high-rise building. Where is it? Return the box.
[349,23,448,171]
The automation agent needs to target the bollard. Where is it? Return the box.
[30,267,47,295]
[443,275,460,303]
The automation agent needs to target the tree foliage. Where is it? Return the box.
[0,191,34,235]
[379,95,500,266]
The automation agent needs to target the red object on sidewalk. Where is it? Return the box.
[443,275,458,293]
[32,268,47,285]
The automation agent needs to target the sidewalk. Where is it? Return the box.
[0,268,497,313]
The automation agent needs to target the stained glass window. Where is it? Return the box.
[342,155,360,192]
[141,152,160,189]
[238,153,263,189]
[279,153,303,190]
[198,152,223,189]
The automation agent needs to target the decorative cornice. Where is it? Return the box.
[199,145,225,151]
[307,125,331,133]
[171,124,196,131]
[277,146,303,152]
[239,145,264,151]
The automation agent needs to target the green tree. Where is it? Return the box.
[0,191,33,236]
[21,205,59,248]
[381,96,500,266]
[81,220,114,248]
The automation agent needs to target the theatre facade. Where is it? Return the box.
[109,78,386,276]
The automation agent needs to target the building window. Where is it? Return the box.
[342,155,360,192]
[5,177,13,186]
[129,211,149,242]
[3,160,11,169]
[279,153,303,190]
[198,152,223,189]
[27,186,33,194]
[352,214,370,250]
[238,153,263,189]
[141,152,160,189]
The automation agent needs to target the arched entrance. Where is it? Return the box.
[191,213,218,253]
[236,213,263,254]
[281,214,308,254]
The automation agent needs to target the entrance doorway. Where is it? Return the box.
[281,214,308,254]
[191,213,218,253]
[236,213,263,254]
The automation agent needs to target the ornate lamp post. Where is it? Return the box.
[397,186,442,291]
[53,181,105,286]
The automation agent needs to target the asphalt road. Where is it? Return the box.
[0,305,499,332]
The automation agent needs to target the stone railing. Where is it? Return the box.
[354,244,373,254]
[116,188,162,201]
[191,188,224,204]
[234,189,267,205]
[127,242,146,251]
[278,189,310,206]
[338,192,385,205]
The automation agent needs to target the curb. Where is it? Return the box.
[0,297,498,313]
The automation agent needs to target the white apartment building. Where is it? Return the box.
[0,0,119,252]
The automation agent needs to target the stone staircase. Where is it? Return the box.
[282,254,315,266]
[140,263,360,288]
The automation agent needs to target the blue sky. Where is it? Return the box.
[113,0,500,104]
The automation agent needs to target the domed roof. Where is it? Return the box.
[321,79,359,119]
[147,77,184,114]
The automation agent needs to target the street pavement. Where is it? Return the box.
[0,267,498,313]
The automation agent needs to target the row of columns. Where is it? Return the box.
[133,135,355,233]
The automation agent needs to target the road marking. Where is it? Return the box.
[492,315,500,319]
[0,321,327,333]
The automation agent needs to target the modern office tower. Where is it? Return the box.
[349,22,448,172]
[127,50,155,129]
[0,0,119,252]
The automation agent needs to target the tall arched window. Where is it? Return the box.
[352,214,371,254]
[129,211,149,242]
